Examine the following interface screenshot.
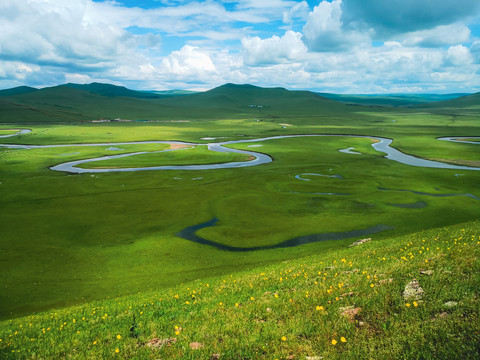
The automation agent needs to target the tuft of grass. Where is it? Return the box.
[1,220,478,359]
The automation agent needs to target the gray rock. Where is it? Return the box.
[443,301,458,308]
[349,238,372,247]
[420,270,434,276]
[403,279,424,300]
[145,337,177,348]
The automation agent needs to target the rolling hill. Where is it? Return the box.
[1,82,479,124]
[0,86,38,97]
[318,93,470,107]
[0,83,354,123]
[63,82,165,99]
[416,92,480,109]
[152,83,350,118]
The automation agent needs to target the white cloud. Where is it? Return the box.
[282,1,309,25]
[242,31,307,65]
[64,73,93,84]
[161,45,216,76]
[87,0,271,34]
[297,42,478,93]
[470,40,480,64]
[341,0,480,37]
[401,24,471,47]
[0,0,479,93]
[0,61,40,80]
[445,45,473,66]
[302,0,370,52]
[0,0,138,69]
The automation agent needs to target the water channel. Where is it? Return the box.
[1,131,479,173]
[1,129,478,250]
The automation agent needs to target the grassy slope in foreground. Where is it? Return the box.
[1,221,478,360]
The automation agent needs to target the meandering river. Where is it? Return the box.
[1,130,479,173]
[2,129,478,250]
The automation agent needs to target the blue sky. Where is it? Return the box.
[1,0,480,93]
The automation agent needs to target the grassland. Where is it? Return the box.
[0,220,478,359]
[0,115,479,318]
[77,145,251,169]
[0,84,479,358]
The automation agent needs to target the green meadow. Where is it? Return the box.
[0,84,479,358]
[1,220,478,359]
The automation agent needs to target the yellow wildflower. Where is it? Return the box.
[341,337,347,343]
[332,339,337,345]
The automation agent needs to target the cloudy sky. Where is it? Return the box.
[1,0,480,93]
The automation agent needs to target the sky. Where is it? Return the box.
[1,0,480,93]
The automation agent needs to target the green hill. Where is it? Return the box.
[153,83,350,119]
[2,82,478,122]
[0,86,170,122]
[0,83,355,123]
[0,86,38,97]
[318,93,470,107]
[2,82,477,124]
[417,92,480,109]
[0,100,90,123]
[0,220,478,359]
[63,83,165,99]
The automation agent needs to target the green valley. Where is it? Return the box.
[0,83,479,359]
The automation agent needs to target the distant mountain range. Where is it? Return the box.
[318,93,471,107]
[0,82,478,123]
[0,83,197,99]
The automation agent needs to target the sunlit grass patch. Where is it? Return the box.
[1,221,478,359]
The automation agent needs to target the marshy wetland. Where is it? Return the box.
[0,106,479,319]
